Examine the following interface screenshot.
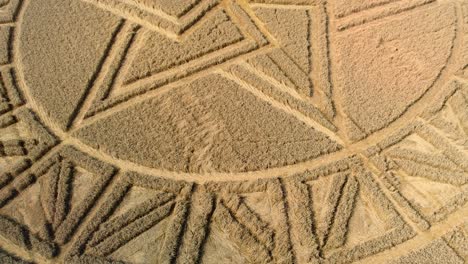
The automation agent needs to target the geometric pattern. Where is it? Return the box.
[0,0,466,263]
[365,80,468,228]
[0,145,116,258]
[72,0,272,128]
[67,172,191,263]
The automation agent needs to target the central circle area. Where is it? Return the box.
[18,0,457,175]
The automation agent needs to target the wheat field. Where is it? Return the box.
[0,0,467,263]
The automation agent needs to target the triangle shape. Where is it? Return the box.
[0,161,87,242]
[431,103,465,140]
[211,200,273,263]
[384,129,468,186]
[85,199,175,257]
[200,225,248,264]
[396,172,464,217]
[446,89,468,129]
[110,186,175,221]
[0,176,49,240]
[83,178,178,258]
[43,159,112,232]
[322,172,409,259]
[69,168,96,210]
[108,217,170,263]
[0,147,115,259]
[203,182,292,263]
[247,49,311,97]
[222,194,274,251]
[120,9,244,86]
[0,146,115,246]
[308,174,336,224]
[430,89,468,148]
[247,54,299,90]
[240,192,273,226]
[1,155,116,243]
[344,189,388,247]
[306,173,347,246]
[80,2,270,120]
[67,171,190,261]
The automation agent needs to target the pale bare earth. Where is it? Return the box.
[0,0,467,263]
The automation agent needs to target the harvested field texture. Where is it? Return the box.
[0,0,467,263]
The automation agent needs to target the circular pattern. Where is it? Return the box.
[17,0,460,177]
[0,0,466,263]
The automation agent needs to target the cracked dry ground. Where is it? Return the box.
[0,0,467,263]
